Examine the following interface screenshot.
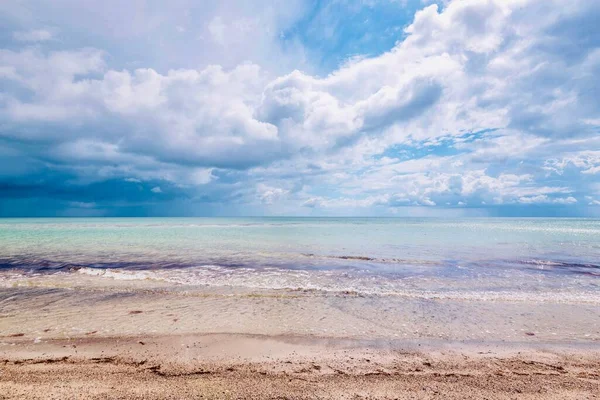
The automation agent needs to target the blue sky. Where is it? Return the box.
[1,0,600,217]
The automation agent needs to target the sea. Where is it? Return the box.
[0,217,598,303]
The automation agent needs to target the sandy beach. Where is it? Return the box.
[2,333,600,399]
[1,272,599,399]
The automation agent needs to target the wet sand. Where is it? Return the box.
[1,274,600,398]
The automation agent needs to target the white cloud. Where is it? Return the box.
[151,186,162,193]
[12,29,53,42]
[188,169,214,185]
[518,195,577,205]
[301,194,392,209]
[544,151,600,175]
[0,49,279,170]
[207,17,226,45]
[255,0,600,165]
[586,197,600,206]
[3,0,309,73]
[257,184,290,204]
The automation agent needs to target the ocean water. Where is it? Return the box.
[0,217,599,302]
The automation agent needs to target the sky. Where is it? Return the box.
[1,0,600,217]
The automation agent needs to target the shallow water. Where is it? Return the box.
[0,217,598,301]
[1,218,600,342]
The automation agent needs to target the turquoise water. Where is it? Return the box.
[0,218,599,298]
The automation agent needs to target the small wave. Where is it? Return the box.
[0,257,80,271]
[301,253,441,265]
[0,256,234,272]
[52,266,600,304]
[2,260,599,304]
[0,253,445,275]
[519,260,600,276]
[76,267,165,281]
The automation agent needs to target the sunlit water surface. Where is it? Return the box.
[0,217,598,302]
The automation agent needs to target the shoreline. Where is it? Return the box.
[2,283,599,343]
[2,333,600,399]
[2,271,599,398]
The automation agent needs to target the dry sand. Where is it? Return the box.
[1,333,599,399]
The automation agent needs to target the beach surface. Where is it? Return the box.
[2,332,600,399]
[1,218,599,398]
[1,277,599,399]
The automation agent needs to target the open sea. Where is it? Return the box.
[0,217,598,303]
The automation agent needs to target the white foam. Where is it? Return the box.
[77,267,163,281]
[71,266,600,305]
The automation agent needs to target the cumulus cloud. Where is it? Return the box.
[544,151,600,175]
[0,49,280,172]
[257,184,290,205]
